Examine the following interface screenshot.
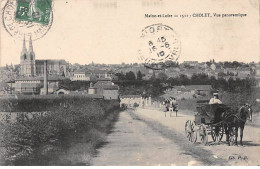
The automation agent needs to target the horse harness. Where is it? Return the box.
[223,106,249,124]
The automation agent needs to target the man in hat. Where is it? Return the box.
[170,97,177,107]
[209,93,222,104]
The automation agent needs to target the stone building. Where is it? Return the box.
[119,95,152,108]
[119,95,143,107]
[20,36,36,76]
[88,80,119,100]
[20,36,68,77]
[35,60,67,77]
[10,76,67,95]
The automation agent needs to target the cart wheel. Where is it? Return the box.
[199,124,208,145]
[185,120,197,143]
[228,127,236,146]
[211,126,224,142]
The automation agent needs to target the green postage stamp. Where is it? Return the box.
[15,0,52,25]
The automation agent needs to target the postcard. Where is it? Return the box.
[0,0,260,166]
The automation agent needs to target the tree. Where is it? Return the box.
[125,71,136,81]
[145,79,164,98]
[227,77,235,92]
[206,61,212,67]
[229,72,235,76]
[14,65,20,76]
[149,71,156,81]
[218,72,226,78]
[191,74,199,84]
[157,72,168,82]
[232,61,242,68]
[179,74,190,85]
[137,71,143,80]
[164,61,179,67]
[167,77,180,86]
[210,76,217,89]
[115,73,125,81]
[224,62,231,68]
[190,73,210,85]
[217,77,228,91]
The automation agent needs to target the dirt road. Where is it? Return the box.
[134,108,260,166]
[92,110,203,166]
[92,108,260,166]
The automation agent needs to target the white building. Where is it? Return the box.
[70,70,92,81]
[119,95,144,107]
[70,69,115,81]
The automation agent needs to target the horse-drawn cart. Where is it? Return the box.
[184,100,231,145]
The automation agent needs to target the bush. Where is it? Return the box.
[0,96,120,165]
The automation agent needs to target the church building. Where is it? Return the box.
[20,36,68,77]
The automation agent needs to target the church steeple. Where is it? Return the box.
[21,36,27,55]
[28,35,33,53]
[21,36,27,60]
[20,35,36,77]
[28,35,35,60]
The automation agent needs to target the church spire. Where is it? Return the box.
[28,35,35,61]
[28,35,33,53]
[22,35,27,54]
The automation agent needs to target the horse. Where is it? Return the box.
[169,103,178,117]
[163,99,178,117]
[223,104,253,146]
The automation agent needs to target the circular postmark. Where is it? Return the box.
[2,0,53,41]
[138,24,181,70]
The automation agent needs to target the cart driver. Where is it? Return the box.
[209,93,222,104]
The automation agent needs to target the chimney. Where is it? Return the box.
[43,60,48,95]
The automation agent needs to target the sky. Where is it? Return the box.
[1,0,260,66]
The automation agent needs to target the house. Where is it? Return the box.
[8,76,68,95]
[91,69,113,80]
[182,69,204,78]
[88,80,119,100]
[185,85,212,96]
[119,95,146,107]
[40,81,59,94]
[183,61,199,67]
[161,86,194,100]
[70,69,117,81]
[70,69,93,81]
[115,64,148,77]
[236,67,251,79]
[11,77,42,94]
